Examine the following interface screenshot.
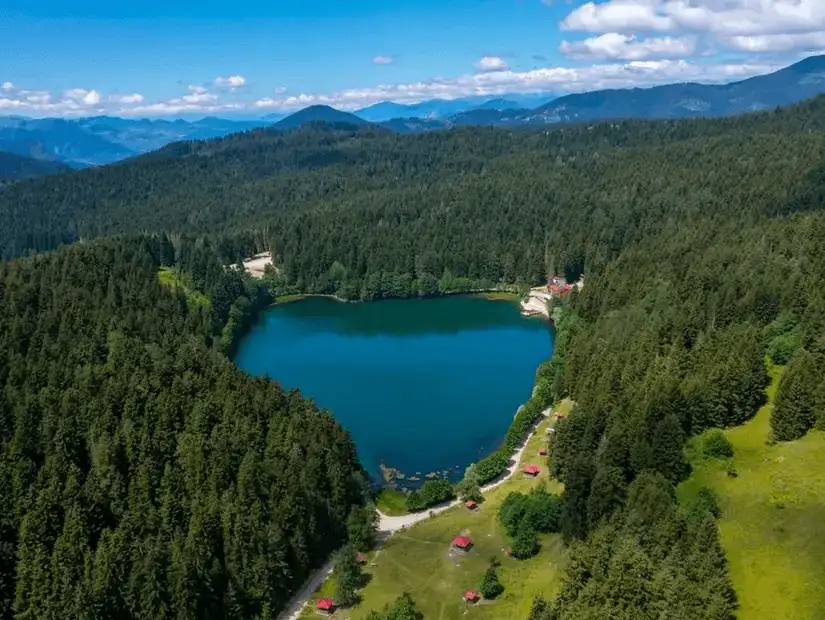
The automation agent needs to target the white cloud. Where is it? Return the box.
[1,81,14,91]
[188,85,208,94]
[475,56,510,72]
[251,58,778,111]
[560,33,696,61]
[562,1,675,33]
[108,93,145,104]
[83,90,101,105]
[213,75,246,88]
[373,55,394,65]
[722,31,825,53]
[561,0,825,38]
[63,88,102,106]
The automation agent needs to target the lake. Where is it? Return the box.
[233,295,554,487]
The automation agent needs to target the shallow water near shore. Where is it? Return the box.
[233,296,553,486]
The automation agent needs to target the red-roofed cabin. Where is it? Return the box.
[452,536,473,551]
[316,598,335,614]
[465,500,478,510]
[523,464,541,477]
[464,590,480,603]
[537,448,548,456]
[355,552,367,564]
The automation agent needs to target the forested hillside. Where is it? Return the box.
[0,237,367,618]
[0,151,69,182]
[2,95,825,618]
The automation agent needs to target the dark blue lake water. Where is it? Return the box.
[233,296,553,486]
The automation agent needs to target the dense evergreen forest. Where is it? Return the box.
[0,237,367,618]
[2,96,825,618]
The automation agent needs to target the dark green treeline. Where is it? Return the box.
[0,237,367,618]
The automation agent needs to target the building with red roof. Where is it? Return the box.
[316,597,335,614]
[464,589,480,603]
[523,464,541,477]
[451,535,473,551]
[465,500,478,510]
[537,448,547,456]
[355,552,367,564]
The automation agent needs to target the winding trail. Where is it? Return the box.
[277,408,551,620]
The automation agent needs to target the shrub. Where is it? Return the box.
[480,564,504,599]
[405,479,454,512]
[687,487,721,520]
[512,523,539,559]
[703,429,734,458]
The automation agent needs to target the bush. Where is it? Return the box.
[475,450,509,485]
[405,479,454,512]
[768,331,802,365]
[334,545,363,607]
[500,488,562,537]
[512,523,539,559]
[687,487,721,520]
[480,564,504,599]
[703,429,734,458]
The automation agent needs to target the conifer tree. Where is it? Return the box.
[771,349,817,441]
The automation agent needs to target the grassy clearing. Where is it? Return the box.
[301,401,573,619]
[375,489,408,517]
[480,291,523,303]
[678,366,825,620]
[157,267,210,310]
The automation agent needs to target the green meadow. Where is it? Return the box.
[302,402,573,620]
[679,366,825,620]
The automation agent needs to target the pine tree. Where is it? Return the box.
[771,349,817,441]
[479,564,504,599]
[651,415,687,483]
[334,545,363,607]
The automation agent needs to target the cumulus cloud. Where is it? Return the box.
[562,0,825,38]
[560,33,696,61]
[110,93,145,104]
[373,55,394,65]
[1,81,14,91]
[63,88,102,105]
[475,56,510,71]
[213,75,246,88]
[562,1,675,33]
[723,32,825,53]
[252,58,778,111]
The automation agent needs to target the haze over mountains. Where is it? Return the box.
[2,55,825,170]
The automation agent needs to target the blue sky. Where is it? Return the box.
[1,0,822,117]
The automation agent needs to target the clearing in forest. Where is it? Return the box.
[678,365,825,620]
[299,401,572,620]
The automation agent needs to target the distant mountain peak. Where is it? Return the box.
[274,105,370,130]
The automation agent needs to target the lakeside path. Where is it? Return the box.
[277,407,552,620]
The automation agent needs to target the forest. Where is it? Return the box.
[0,237,367,618]
[2,96,825,618]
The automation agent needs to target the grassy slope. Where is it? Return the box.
[158,267,210,309]
[678,366,825,620]
[303,401,573,619]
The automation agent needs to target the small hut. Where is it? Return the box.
[523,464,541,477]
[465,499,478,511]
[464,589,480,604]
[451,536,473,552]
[316,597,335,615]
[537,448,548,456]
[356,552,367,564]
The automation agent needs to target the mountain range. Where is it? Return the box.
[3,54,825,170]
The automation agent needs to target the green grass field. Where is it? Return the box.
[678,366,825,620]
[301,401,572,619]
[375,489,408,516]
[157,267,210,310]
